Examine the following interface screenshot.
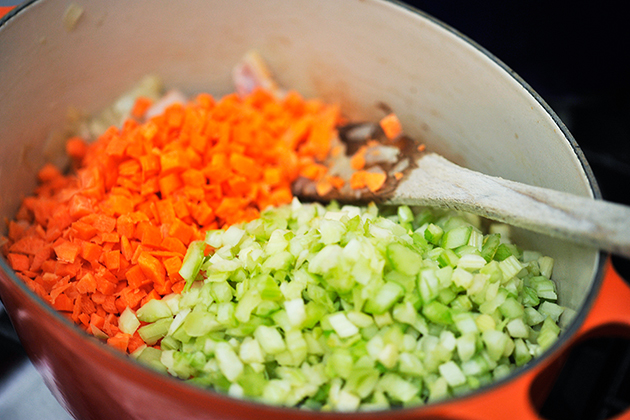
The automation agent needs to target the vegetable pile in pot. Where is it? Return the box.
[0,53,563,411]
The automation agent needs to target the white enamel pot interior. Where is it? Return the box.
[1,1,628,420]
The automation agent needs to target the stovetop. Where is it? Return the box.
[1,1,629,419]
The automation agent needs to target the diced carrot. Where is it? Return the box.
[153,279,172,295]
[104,250,121,271]
[131,96,153,119]
[158,173,183,197]
[102,295,119,314]
[160,149,188,175]
[167,218,194,246]
[328,176,345,190]
[68,194,93,219]
[171,280,187,294]
[55,260,81,278]
[107,332,131,353]
[105,135,128,157]
[37,163,63,182]
[101,194,135,216]
[165,103,185,128]
[66,136,89,161]
[76,272,97,294]
[119,287,146,310]
[118,160,142,177]
[7,253,30,272]
[120,235,134,262]
[379,113,403,140]
[139,153,161,177]
[81,242,102,263]
[9,236,47,255]
[99,232,120,244]
[315,179,333,196]
[135,221,163,247]
[162,255,183,276]
[190,201,214,227]
[365,171,388,192]
[116,214,136,238]
[137,252,166,286]
[90,312,105,330]
[125,264,149,289]
[160,237,187,255]
[350,146,367,170]
[96,276,118,296]
[300,162,328,181]
[155,199,176,225]
[53,240,81,263]
[70,221,98,241]
[127,333,146,354]
[350,171,367,190]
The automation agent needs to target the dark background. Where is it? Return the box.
[2,1,630,419]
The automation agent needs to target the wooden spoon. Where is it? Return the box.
[293,127,630,259]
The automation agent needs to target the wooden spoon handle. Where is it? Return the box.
[390,153,630,258]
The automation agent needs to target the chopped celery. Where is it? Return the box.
[119,307,141,335]
[480,233,501,261]
[136,299,172,323]
[424,223,444,245]
[135,200,563,411]
[180,240,207,289]
[441,225,472,249]
[387,243,422,275]
[364,281,405,314]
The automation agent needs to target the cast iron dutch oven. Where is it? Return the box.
[1,1,630,419]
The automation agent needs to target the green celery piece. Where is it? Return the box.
[480,233,501,262]
[135,347,167,372]
[494,243,522,261]
[422,301,453,325]
[437,248,460,268]
[522,286,540,307]
[237,365,268,397]
[441,225,472,249]
[138,318,172,345]
[538,317,561,350]
[411,231,431,253]
[384,269,416,293]
[499,296,525,319]
[364,282,405,314]
[183,310,221,337]
[397,205,415,224]
[136,299,173,323]
[413,209,434,229]
[180,240,207,290]
[424,223,444,245]
[529,276,558,300]
[387,242,422,276]
[513,338,533,366]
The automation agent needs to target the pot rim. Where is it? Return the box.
[0,0,609,415]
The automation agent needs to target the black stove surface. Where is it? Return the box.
[2,1,630,419]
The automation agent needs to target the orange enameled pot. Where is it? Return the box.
[2,1,630,419]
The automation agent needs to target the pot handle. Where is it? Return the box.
[431,258,630,420]
[576,259,630,338]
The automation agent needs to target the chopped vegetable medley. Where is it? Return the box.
[131,199,562,410]
[2,86,341,352]
[1,53,564,410]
